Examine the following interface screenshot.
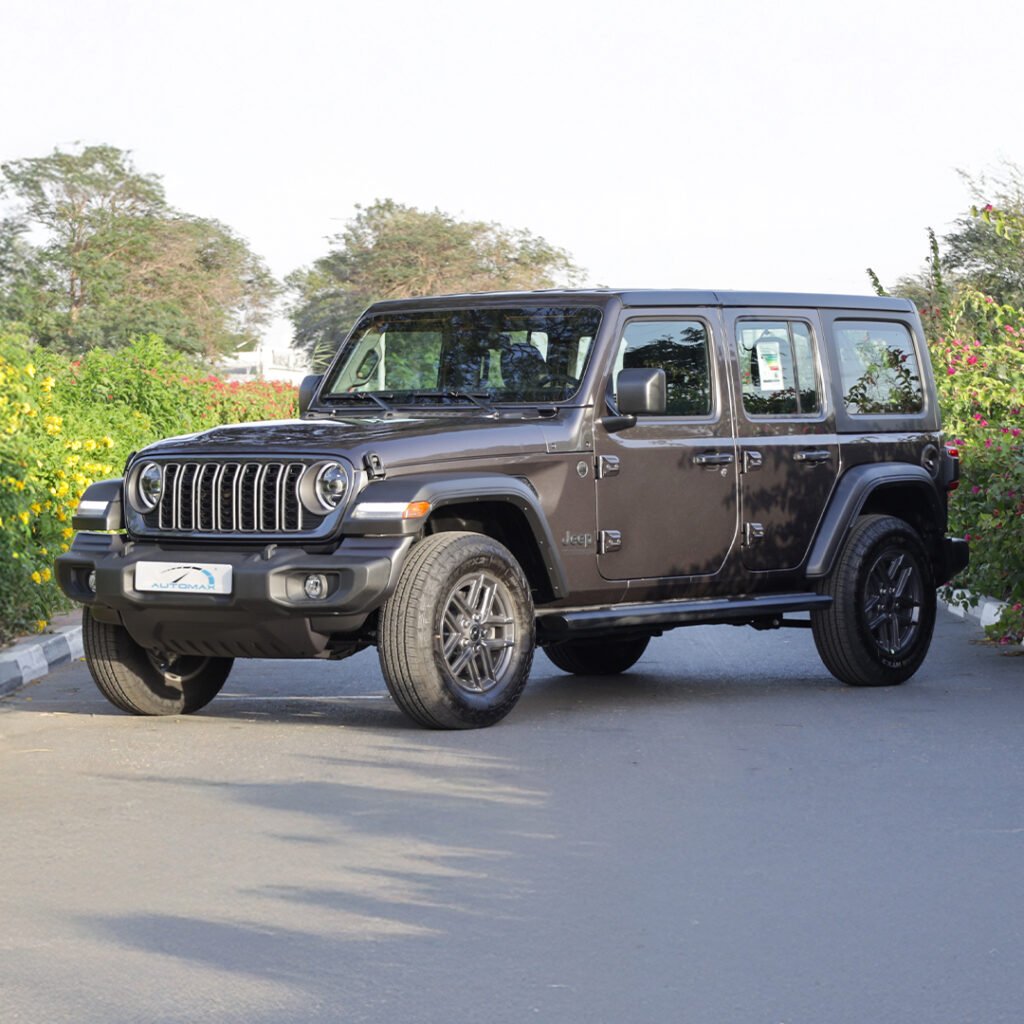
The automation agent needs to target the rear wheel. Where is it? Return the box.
[812,514,936,687]
[82,607,232,715]
[544,635,650,675]
[378,532,535,729]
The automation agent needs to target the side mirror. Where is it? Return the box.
[618,367,666,415]
[298,374,323,416]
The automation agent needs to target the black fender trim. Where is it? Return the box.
[71,478,124,532]
[806,464,945,578]
[343,472,568,599]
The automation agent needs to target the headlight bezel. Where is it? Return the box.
[300,460,351,514]
[129,461,164,514]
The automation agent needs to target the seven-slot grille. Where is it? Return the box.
[143,461,326,534]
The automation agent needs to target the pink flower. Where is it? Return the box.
[967,355,978,365]
[971,485,981,494]
[948,366,957,375]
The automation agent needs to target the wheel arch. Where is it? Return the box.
[807,464,946,579]
[343,472,568,603]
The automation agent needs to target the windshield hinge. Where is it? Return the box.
[363,452,386,480]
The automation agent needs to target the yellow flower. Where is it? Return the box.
[11,551,18,559]
[62,527,74,538]
[41,376,55,393]
[31,571,41,584]
[40,567,51,582]
[24,363,35,378]
[18,511,30,525]
[30,502,42,514]
[60,543,69,552]
[36,620,47,632]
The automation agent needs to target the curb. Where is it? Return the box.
[0,616,84,698]
[941,589,1008,628]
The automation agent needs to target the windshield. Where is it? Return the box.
[322,306,602,405]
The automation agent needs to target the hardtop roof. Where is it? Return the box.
[363,288,916,314]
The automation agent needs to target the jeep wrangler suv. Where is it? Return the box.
[56,289,969,728]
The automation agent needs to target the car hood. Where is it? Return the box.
[136,414,559,470]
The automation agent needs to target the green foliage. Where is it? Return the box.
[928,286,1024,644]
[0,334,296,644]
[288,198,584,368]
[0,144,278,358]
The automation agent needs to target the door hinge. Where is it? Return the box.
[596,455,621,479]
[599,530,622,554]
[744,522,765,546]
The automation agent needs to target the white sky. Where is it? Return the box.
[3,0,1022,347]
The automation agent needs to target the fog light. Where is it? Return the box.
[87,570,97,593]
[304,573,328,600]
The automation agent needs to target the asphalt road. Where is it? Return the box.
[1,609,1022,1024]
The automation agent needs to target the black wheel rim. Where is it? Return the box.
[862,547,923,657]
[439,571,517,694]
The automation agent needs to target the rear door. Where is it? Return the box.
[594,310,739,581]
[725,310,839,572]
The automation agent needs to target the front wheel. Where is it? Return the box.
[812,514,936,687]
[82,607,232,715]
[378,532,535,729]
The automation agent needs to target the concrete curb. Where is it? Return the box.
[0,616,84,698]
[941,589,1008,628]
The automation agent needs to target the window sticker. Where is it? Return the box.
[756,341,784,392]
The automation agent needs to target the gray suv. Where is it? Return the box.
[57,290,968,728]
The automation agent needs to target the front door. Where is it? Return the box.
[726,311,839,572]
[595,313,739,581]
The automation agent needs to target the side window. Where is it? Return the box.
[616,320,712,416]
[834,320,924,415]
[737,320,821,416]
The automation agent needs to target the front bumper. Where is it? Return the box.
[55,532,414,657]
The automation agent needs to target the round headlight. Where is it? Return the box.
[314,462,348,510]
[135,462,163,512]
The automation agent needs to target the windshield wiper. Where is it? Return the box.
[321,391,396,414]
[402,390,497,415]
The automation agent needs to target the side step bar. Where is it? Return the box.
[537,592,832,637]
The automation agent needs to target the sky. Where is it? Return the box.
[3,0,1022,350]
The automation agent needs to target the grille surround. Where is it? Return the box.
[128,457,346,539]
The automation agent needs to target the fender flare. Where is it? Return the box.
[71,478,125,532]
[342,472,569,598]
[806,464,944,578]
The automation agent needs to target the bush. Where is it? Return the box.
[0,334,296,644]
[928,293,1024,642]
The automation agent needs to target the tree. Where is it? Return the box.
[0,144,277,358]
[287,199,583,367]
[943,164,1024,309]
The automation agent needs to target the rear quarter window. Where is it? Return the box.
[834,320,924,415]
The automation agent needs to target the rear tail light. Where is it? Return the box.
[944,442,961,492]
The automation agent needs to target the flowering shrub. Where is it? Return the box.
[0,334,296,644]
[926,292,1024,642]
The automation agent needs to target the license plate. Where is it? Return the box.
[135,561,233,595]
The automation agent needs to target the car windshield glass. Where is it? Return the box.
[322,306,602,404]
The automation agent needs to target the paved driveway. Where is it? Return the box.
[1,610,1022,1023]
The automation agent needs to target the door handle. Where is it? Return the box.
[793,449,832,463]
[693,452,735,466]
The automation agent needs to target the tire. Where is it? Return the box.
[544,635,650,675]
[82,607,232,715]
[812,514,936,687]
[378,531,535,729]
